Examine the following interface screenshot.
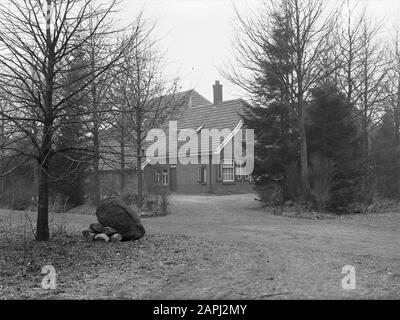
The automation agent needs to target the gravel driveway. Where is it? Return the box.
[148,194,400,259]
[1,194,399,299]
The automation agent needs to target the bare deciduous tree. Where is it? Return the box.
[334,2,390,164]
[0,0,134,241]
[335,1,367,104]
[110,23,184,212]
[355,19,389,165]
[385,30,400,144]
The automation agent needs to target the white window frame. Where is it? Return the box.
[222,159,235,182]
[197,165,207,184]
[155,170,162,184]
[236,165,251,181]
[162,168,169,186]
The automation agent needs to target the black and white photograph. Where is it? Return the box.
[0,0,399,303]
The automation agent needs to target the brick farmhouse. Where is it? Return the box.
[99,81,254,196]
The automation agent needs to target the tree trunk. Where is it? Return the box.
[35,0,53,241]
[92,125,100,205]
[32,161,40,199]
[296,66,309,198]
[36,157,50,241]
[120,131,126,191]
[395,76,400,145]
[136,144,143,213]
[136,105,143,213]
[91,69,100,205]
[90,13,101,206]
[0,102,4,205]
[362,121,370,166]
[299,98,310,200]
[208,155,213,194]
[294,0,309,200]
[395,75,400,194]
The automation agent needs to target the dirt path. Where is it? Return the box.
[142,195,400,299]
[146,194,400,259]
[1,194,399,299]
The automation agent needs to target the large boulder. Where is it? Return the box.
[96,198,145,241]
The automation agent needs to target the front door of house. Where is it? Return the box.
[170,166,177,192]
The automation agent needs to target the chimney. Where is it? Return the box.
[213,80,223,105]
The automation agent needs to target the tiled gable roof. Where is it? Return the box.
[98,90,210,170]
[174,98,248,131]
[183,90,211,108]
[148,98,251,159]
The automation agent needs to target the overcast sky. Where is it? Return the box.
[120,0,400,102]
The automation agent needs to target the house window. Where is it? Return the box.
[197,166,207,183]
[162,168,169,186]
[155,168,169,186]
[234,163,253,182]
[236,165,252,182]
[222,159,234,182]
[155,170,162,184]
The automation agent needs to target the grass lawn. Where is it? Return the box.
[0,230,244,299]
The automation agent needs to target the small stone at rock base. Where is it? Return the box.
[82,229,95,241]
[110,233,123,242]
[103,226,118,236]
[94,233,110,242]
[90,223,104,234]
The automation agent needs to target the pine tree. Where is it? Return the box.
[243,102,298,181]
[371,112,400,198]
[241,13,299,202]
[307,83,362,212]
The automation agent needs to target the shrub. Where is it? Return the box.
[49,156,88,208]
[120,189,136,206]
[139,186,172,216]
[0,180,36,211]
[256,183,284,215]
[329,171,359,213]
[284,161,301,202]
[142,193,158,211]
[309,154,335,212]
[49,194,73,213]
[104,185,172,216]
[157,189,171,216]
